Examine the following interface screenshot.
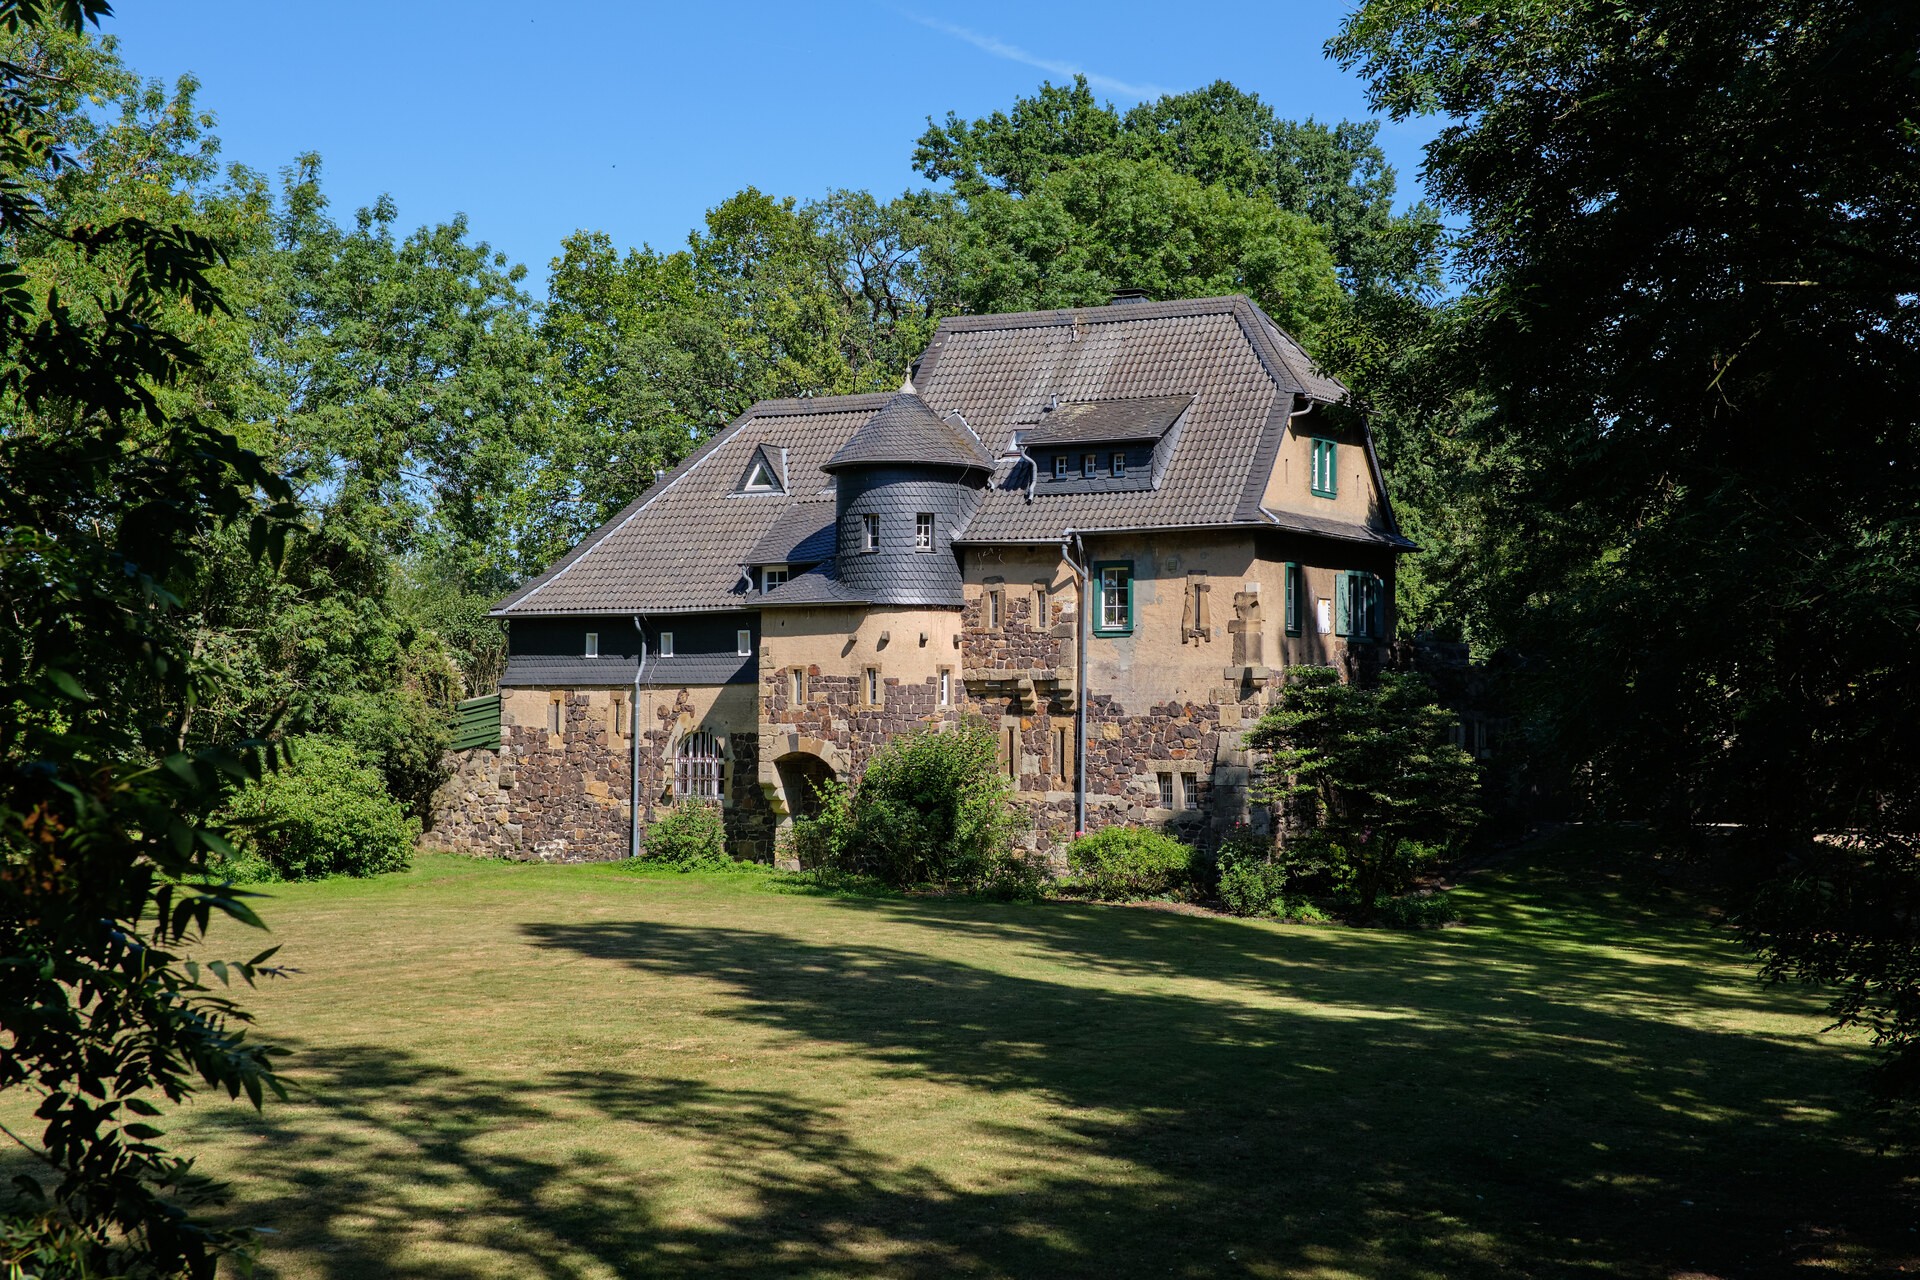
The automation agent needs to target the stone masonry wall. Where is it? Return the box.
[425,684,773,863]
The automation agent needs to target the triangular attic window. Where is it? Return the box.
[738,445,785,494]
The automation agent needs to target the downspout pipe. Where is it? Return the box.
[1061,530,1090,835]
[629,614,648,861]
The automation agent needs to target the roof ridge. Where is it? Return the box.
[744,391,897,418]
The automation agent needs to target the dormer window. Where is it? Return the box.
[737,444,786,495]
[1111,452,1126,478]
[1081,452,1097,479]
[1053,454,1068,480]
[762,565,788,593]
[658,632,674,658]
[584,631,599,658]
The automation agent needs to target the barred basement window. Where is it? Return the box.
[674,729,722,803]
[1157,772,1175,810]
[1181,772,1199,809]
[915,512,934,551]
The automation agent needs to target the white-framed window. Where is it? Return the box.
[1181,772,1199,809]
[1157,773,1175,809]
[743,459,779,491]
[763,565,788,593]
[915,512,934,551]
[674,729,722,803]
[861,513,878,552]
[658,631,675,658]
[1096,563,1132,635]
[1081,452,1097,478]
[1052,454,1068,480]
[584,631,599,658]
[938,668,951,706]
[1111,451,1126,478]
[788,667,806,705]
[737,628,752,657]
[1316,598,1332,635]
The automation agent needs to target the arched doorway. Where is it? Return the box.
[774,751,837,819]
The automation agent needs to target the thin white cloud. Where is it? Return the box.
[906,14,1172,101]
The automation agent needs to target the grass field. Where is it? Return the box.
[70,833,1920,1276]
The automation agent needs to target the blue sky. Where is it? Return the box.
[106,1,1442,288]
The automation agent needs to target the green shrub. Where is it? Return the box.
[1375,890,1461,930]
[830,722,1022,891]
[1219,861,1288,917]
[227,736,417,879]
[789,778,854,870]
[1065,826,1196,898]
[643,802,730,869]
[1248,667,1479,912]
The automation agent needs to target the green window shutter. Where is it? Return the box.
[449,694,501,751]
[1334,572,1351,636]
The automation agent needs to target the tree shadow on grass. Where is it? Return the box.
[513,881,1917,1279]
[185,843,1918,1279]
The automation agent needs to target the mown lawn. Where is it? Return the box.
[115,834,1920,1275]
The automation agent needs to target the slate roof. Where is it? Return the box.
[494,296,1389,620]
[821,392,995,473]
[757,562,871,608]
[912,297,1357,544]
[1021,395,1192,446]
[493,394,890,616]
[744,500,836,566]
[499,652,757,687]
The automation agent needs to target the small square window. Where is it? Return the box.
[763,566,788,593]
[737,629,752,657]
[1111,452,1126,478]
[584,631,599,658]
[915,513,934,551]
[658,631,675,658]
[1052,454,1068,480]
[1181,772,1199,809]
[1157,773,1175,810]
[861,513,879,552]
[1082,452,1097,479]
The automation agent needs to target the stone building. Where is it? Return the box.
[427,294,1410,862]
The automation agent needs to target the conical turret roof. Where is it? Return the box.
[821,393,994,473]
